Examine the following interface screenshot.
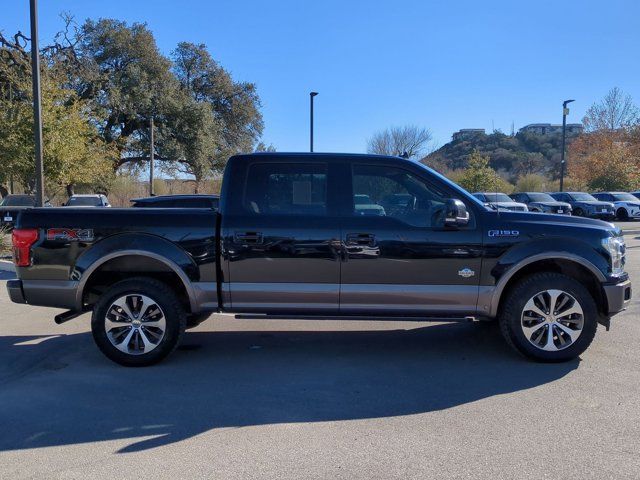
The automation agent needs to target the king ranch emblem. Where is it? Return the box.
[458,268,475,278]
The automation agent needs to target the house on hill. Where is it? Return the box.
[519,123,583,135]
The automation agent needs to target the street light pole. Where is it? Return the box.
[559,99,575,192]
[310,92,318,152]
[149,117,155,196]
[29,0,45,207]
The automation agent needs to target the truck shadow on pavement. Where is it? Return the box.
[0,322,578,454]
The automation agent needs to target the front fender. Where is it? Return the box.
[481,237,608,317]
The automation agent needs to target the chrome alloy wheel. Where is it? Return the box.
[105,294,166,355]
[520,289,584,351]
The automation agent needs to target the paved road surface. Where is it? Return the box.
[0,237,639,479]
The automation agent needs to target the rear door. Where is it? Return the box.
[222,158,342,313]
[339,161,483,316]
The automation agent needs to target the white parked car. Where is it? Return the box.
[472,192,528,212]
[591,192,640,220]
[63,194,111,208]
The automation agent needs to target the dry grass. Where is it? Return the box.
[0,228,10,258]
[107,177,222,207]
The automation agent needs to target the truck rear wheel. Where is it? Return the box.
[91,277,186,366]
[498,272,598,362]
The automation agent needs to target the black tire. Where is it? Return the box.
[498,272,598,362]
[186,311,213,329]
[91,277,186,367]
[617,207,629,221]
[573,207,584,217]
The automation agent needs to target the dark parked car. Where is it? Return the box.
[131,194,219,210]
[0,194,51,229]
[549,192,615,220]
[6,153,631,366]
[591,192,640,221]
[510,192,572,215]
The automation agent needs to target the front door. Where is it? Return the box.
[222,160,341,313]
[339,162,483,316]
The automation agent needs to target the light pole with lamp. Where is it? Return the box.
[559,99,575,192]
[310,92,318,152]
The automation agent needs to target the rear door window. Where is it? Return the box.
[244,163,327,216]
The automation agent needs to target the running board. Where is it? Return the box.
[234,314,479,322]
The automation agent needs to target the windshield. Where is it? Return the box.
[0,195,34,207]
[67,196,102,206]
[483,193,512,203]
[528,193,555,202]
[571,193,597,201]
[612,193,638,201]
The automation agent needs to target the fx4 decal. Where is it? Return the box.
[488,229,520,238]
[46,228,95,242]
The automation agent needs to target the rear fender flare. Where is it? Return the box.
[72,233,199,311]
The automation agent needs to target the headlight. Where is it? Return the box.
[602,236,625,275]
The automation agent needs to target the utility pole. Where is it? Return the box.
[29,0,45,207]
[310,92,318,152]
[149,117,155,196]
[559,99,575,192]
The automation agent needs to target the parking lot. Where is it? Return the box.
[0,233,638,479]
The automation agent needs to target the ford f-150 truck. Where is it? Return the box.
[6,153,632,366]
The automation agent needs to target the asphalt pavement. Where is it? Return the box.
[0,236,639,479]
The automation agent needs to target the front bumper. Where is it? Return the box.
[589,212,616,220]
[603,279,632,315]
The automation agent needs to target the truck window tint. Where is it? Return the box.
[352,165,448,227]
[244,163,327,216]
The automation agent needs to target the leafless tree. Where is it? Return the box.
[583,87,639,132]
[367,125,434,159]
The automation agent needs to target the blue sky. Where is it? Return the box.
[3,0,640,153]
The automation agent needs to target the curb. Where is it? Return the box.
[0,260,16,273]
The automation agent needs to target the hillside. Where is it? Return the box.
[423,130,579,181]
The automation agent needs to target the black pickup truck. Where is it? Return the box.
[6,153,632,366]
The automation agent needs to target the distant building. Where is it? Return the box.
[452,129,486,141]
[518,123,583,135]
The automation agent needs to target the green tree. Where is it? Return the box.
[171,42,263,171]
[0,30,113,197]
[457,150,511,192]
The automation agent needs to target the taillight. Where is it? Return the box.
[12,228,39,267]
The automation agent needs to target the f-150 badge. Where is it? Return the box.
[488,229,520,237]
[458,268,475,278]
[46,228,94,242]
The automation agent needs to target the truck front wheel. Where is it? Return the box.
[91,277,186,366]
[498,272,598,362]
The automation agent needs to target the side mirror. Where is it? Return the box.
[444,198,469,227]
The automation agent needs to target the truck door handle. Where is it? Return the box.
[346,233,376,247]
[234,231,263,244]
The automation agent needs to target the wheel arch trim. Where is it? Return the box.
[75,250,198,312]
[485,252,606,318]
